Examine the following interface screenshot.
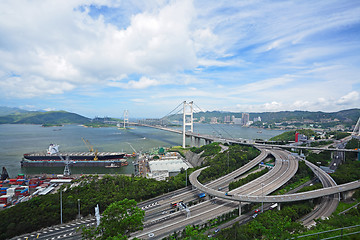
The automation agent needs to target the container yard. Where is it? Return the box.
[0,172,74,210]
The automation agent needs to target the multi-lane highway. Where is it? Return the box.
[299,160,339,226]
[131,147,300,239]
[13,146,360,240]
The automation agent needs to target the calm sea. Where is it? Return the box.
[0,124,284,177]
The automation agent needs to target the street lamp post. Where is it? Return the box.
[60,189,63,224]
[78,199,81,219]
[227,151,229,173]
[261,183,264,213]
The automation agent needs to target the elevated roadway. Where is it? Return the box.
[132,148,300,239]
[189,167,360,203]
[299,160,339,226]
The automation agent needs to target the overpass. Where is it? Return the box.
[189,166,360,203]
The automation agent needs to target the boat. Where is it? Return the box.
[21,144,128,167]
[105,163,121,168]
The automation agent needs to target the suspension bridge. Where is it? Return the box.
[130,101,360,153]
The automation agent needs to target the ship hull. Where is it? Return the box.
[22,152,128,167]
[21,159,128,167]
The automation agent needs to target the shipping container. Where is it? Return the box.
[0,195,12,204]
[17,174,25,179]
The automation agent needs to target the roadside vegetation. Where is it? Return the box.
[0,171,193,240]
[190,142,222,157]
[269,129,316,142]
[197,144,260,183]
[229,168,269,191]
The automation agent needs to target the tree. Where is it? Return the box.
[82,198,145,239]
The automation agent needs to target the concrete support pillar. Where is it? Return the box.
[277,203,281,211]
[182,101,193,148]
[239,202,242,216]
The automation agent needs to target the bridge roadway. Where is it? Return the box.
[131,148,299,239]
[141,147,269,221]
[189,167,360,203]
[299,160,339,226]
[135,123,359,153]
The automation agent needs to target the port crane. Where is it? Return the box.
[81,138,98,161]
[82,137,94,152]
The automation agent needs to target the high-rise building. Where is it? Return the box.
[242,113,249,125]
[210,117,218,124]
[224,115,231,123]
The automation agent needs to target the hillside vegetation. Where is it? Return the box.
[0,110,90,125]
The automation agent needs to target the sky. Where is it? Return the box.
[0,0,360,118]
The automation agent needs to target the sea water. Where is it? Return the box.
[0,124,284,177]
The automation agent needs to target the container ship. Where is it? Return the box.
[21,144,128,167]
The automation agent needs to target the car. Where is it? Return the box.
[254,209,260,213]
[252,213,258,219]
[214,228,220,233]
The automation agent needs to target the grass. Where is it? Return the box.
[272,176,311,195]
[334,200,360,215]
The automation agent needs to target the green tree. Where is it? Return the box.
[82,198,145,239]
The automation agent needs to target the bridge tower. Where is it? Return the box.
[182,101,194,148]
[352,116,360,139]
[123,110,129,128]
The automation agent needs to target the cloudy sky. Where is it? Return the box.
[1,0,359,118]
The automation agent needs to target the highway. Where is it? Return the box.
[13,147,359,240]
[11,218,96,240]
[189,165,360,203]
[131,148,299,239]
[299,160,339,226]
[141,147,269,222]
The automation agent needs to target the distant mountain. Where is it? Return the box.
[249,109,360,123]
[0,110,91,125]
[167,108,360,129]
[0,106,29,116]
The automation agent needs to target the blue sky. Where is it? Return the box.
[0,0,359,118]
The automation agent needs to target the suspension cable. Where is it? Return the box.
[193,102,235,139]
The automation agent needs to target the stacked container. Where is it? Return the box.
[9,179,17,185]
[0,187,7,196]
[29,178,40,188]
[15,186,29,196]
[0,195,12,204]
[17,174,25,179]
[16,179,26,185]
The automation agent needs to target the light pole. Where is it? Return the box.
[78,199,81,219]
[227,151,229,173]
[185,168,188,187]
[261,183,264,213]
[60,189,63,224]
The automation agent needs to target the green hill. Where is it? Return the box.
[0,106,29,116]
[0,110,90,125]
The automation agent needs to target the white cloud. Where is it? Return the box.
[263,101,283,111]
[44,108,57,111]
[0,0,200,96]
[336,91,359,105]
[122,76,161,89]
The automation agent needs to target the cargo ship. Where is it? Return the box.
[21,144,128,167]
